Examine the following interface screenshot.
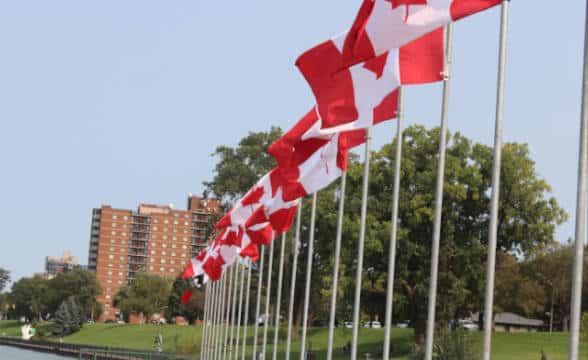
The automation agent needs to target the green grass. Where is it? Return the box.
[0,320,586,359]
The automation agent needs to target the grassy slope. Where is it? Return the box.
[0,320,586,359]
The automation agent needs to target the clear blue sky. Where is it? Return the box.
[0,1,586,284]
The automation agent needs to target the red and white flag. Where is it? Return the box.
[297,0,499,128]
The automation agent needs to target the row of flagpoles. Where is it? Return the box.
[184,0,588,359]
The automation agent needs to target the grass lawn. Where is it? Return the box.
[0,320,586,359]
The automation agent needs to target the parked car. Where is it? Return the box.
[364,321,372,328]
[397,321,409,329]
[371,321,382,329]
[459,320,478,331]
[343,321,353,329]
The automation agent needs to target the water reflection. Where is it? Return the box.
[0,345,68,359]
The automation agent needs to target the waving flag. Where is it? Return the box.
[297,0,499,128]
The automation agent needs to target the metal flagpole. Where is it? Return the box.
[262,235,276,359]
[216,274,228,360]
[424,23,455,360]
[207,280,218,360]
[482,2,510,359]
[382,87,405,359]
[201,282,210,360]
[300,192,318,360]
[229,264,240,359]
[205,281,217,359]
[213,277,224,360]
[327,172,347,360]
[569,3,588,359]
[285,202,303,360]
[224,266,235,359]
[241,261,253,360]
[252,246,266,359]
[235,264,246,360]
[272,232,287,360]
[351,127,373,360]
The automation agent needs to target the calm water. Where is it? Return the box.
[0,345,68,359]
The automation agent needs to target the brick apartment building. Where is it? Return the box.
[87,195,219,322]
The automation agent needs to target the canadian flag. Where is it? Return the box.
[297,0,499,128]
[300,28,443,131]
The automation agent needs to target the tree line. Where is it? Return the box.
[204,124,587,343]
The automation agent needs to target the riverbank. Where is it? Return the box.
[0,320,585,359]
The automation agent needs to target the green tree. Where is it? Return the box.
[115,273,172,319]
[204,127,282,209]
[9,275,48,322]
[68,297,82,333]
[45,269,101,321]
[331,126,565,342]
[0,268,10,292]
[167,277,205,323]
[52,301,72,336]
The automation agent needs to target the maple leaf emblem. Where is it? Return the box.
[385,0,428,21]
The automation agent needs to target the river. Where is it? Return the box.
[0,345,68,359]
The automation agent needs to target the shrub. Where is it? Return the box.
[409,330,479,360]
[52,302,71,336]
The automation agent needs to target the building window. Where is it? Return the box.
[170,268,175,273]
[151,258,155,263]
[182,245,187,250]
[152,234,157,239]
[164,227,168,232]
[111,231,116,236]
[123,216,128,220]
[151,250,156,255]
[183,237,188,241]
[164,219,169,224]
[110,247,114,252]
[161,259,166,264]
[162,251,166,256]
[172,244,176,249]
[150,266,154,271]
[109,263,113,267]
[153,226,158,231]
[111,239,115,244]
[108,271,112,275]
[106,295,111,299]
[105,310,110,315]
[171,260,175,265]
[184,221,189,226]
[119,256,124,261]
[163,235,168,240]
[112,215,117,219]
[109,255,114,260]
[118,272,123,276]
[171,252,176,257]
[160,267,165,271]
[172,236,177,241]
[112,223,116,228]
[162,244,167,249]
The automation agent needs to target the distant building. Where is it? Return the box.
[470,312,545,333]
[87,195,220,322]
[44,251,82,279]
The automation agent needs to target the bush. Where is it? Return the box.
[52,297,84,336]
[409,330,479,360]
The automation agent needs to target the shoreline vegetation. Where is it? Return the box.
[0,321,586,359]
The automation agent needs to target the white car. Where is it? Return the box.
[363,321,372,328]
[371,321,382,329]
[397,322,409,329]
[459,320,479,331]
[343,321,353,329]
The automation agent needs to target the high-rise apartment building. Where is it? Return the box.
[87,196,219,321]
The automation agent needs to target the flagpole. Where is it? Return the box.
[219,273,230,360]
[285,203,303,360]
[200,282,210,360]
[235,263,246,360]
[272,232,288,360]
[252,246,266,359]
[223,265,235,359]
[350,126,373,360]
[215,275,227,360]
[300,192,318,360]
[262,234,276,359]
[241,261,253,360]
[208,280,218,360]
[327,172,347,360]
[229,264,240,358]
[424,22,455,360]
[569,3,588,359]
[382,87,405,359]
[482,2,510,359]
